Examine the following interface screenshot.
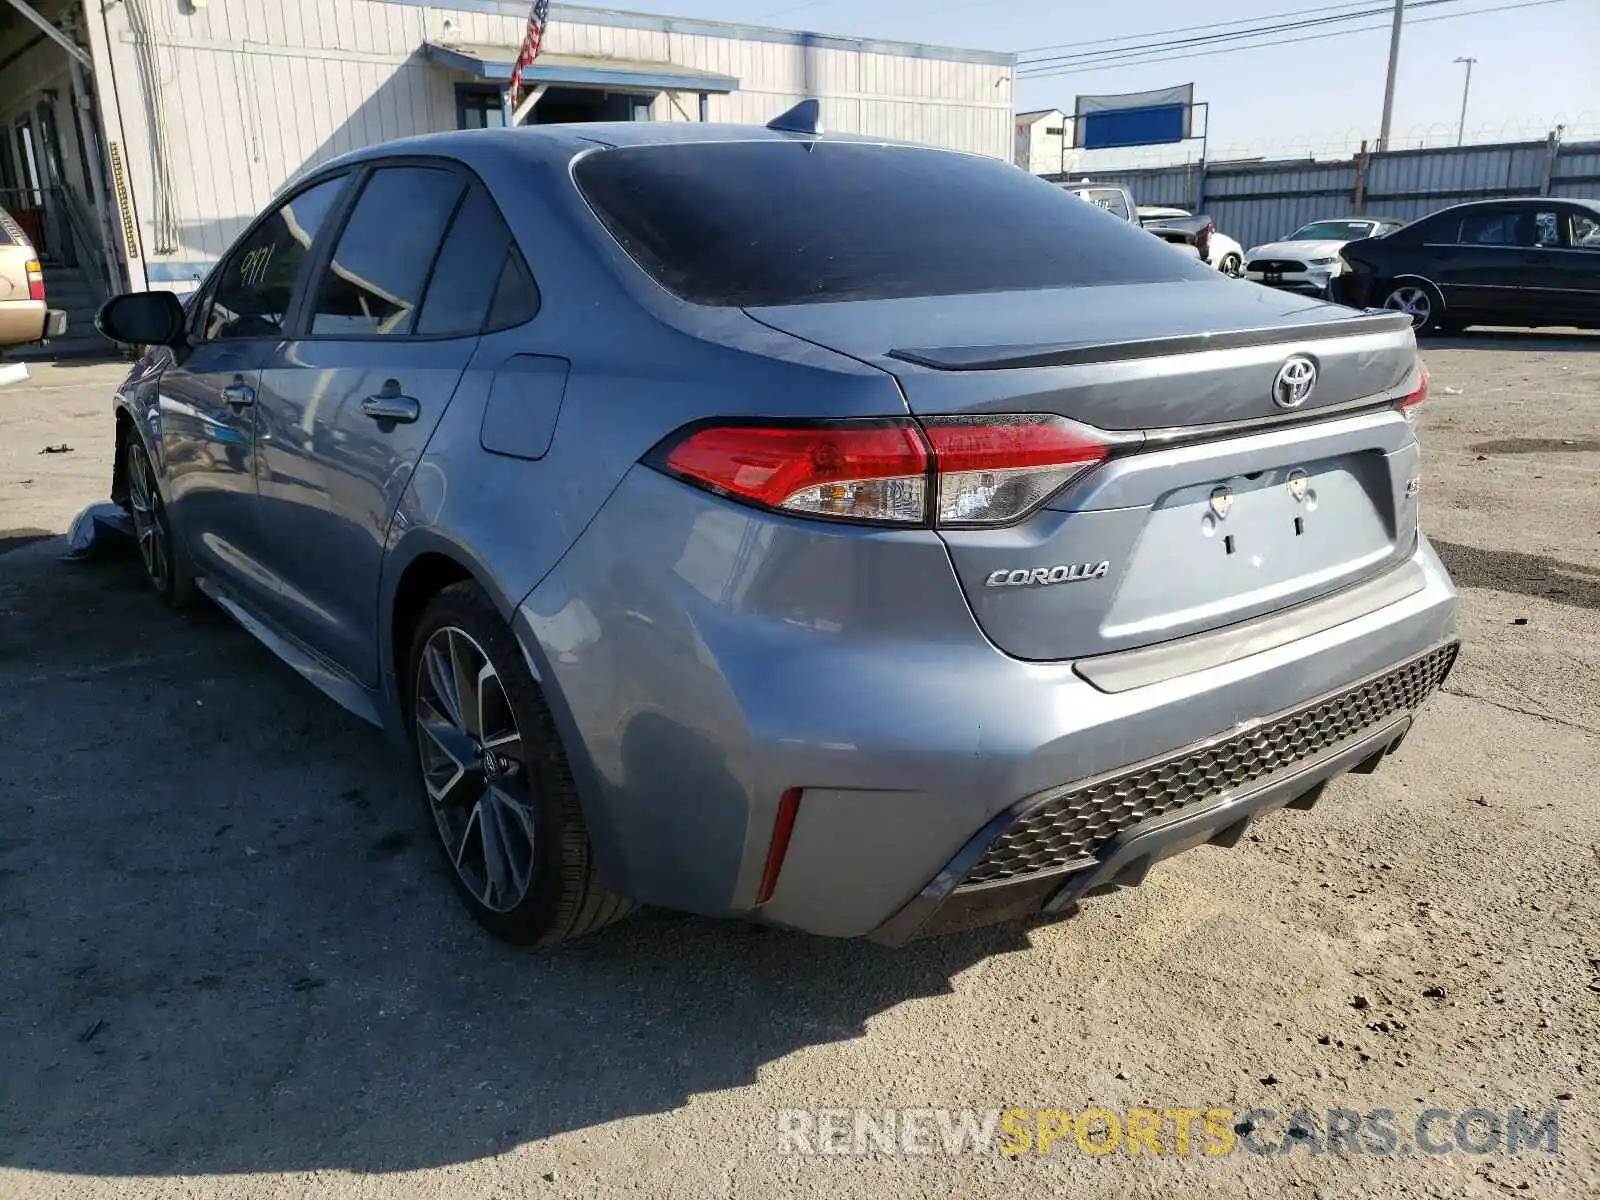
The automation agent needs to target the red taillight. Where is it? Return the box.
[1399,362,1429,415]
[664,421,929,523]
[1198,221,1213,264]
[658,415,1110,527]
[25,260,45,303]
[922,414,1108,525]
[755,787,802,906]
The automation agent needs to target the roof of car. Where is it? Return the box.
[299,122,960,185]
[1422,196,1600,215]
[1293,216,1404,227]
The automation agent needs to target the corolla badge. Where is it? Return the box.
[1272,355,1318,409]
[985,562,1111,588]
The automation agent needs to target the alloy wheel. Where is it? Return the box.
[415,626,537,913]
[126,439,171,591]
[1383,285,1433,328]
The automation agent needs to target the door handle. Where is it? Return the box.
[361,392,421,424]
[221,379,255,410]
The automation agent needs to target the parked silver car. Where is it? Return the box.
[95,114,1459,948]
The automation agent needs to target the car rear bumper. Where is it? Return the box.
[0,300,49,346]
[870,640,1453,944]
[515,466,1460,941]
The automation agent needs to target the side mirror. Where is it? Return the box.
[96,291,187,348]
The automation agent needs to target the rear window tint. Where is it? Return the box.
[573,141,1209,306]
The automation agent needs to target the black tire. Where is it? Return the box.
[1380,281,1445,334]
[407,581,634,946]
[1219,253,1242,277]
[122,424,195,606]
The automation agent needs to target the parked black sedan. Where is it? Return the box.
[1333,197,1600,332]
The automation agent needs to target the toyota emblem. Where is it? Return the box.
[1272,356,1318,409]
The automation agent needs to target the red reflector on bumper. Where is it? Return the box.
[755,787,803,906]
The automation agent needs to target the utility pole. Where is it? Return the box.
[1454,56,1477,146]
[1378,0,1405,151]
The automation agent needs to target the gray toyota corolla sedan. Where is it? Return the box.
[95,108,1459,948]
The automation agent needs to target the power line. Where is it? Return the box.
[1019,0,1468,70]
[757,0,856,20]
[1018,0,1575,78]
[1017,0,1402,59]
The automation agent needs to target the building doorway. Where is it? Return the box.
[532,87,654,124]
[455,84,655,130]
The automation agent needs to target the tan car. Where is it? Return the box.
[0,205,68,347]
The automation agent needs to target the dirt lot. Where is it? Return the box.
[1,340,1597,1200]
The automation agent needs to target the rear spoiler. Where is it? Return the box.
[886,311,1415,372]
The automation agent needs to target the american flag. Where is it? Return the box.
[508,0,552,112]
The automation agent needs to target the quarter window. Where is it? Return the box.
[202,176,345,341]
[310,166,465,337]
[415,186,539,336]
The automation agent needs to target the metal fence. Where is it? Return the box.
[1049,135,1600,251]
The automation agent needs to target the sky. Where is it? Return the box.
[596,0,1600,162]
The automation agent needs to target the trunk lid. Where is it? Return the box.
[747,282,1423,663]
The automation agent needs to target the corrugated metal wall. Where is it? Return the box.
[101,0,1012,284]
[1552,144,1600,199]
[1078,139,1599,250]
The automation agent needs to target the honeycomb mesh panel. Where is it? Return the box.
[959,644,1457,889]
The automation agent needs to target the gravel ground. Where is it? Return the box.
[1,338,1597,1200]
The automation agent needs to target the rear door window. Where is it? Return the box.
[573,142,1206,306]
[310,165,465,337]
[1457,211,1523,246]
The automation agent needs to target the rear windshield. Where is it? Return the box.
[573,141,1210,306]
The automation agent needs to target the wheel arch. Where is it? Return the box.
[1388,273,1448,310]
[378,532,559,741]
[378,535,620,891]
[111,374,169,507]
[111,407,135,509]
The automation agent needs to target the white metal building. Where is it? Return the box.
[1014,107,1079,177]
[0,0,1015,349]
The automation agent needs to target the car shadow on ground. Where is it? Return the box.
[0,539,1038,1177]
[1430,538,1600,611]
[1425,328,1599,352]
